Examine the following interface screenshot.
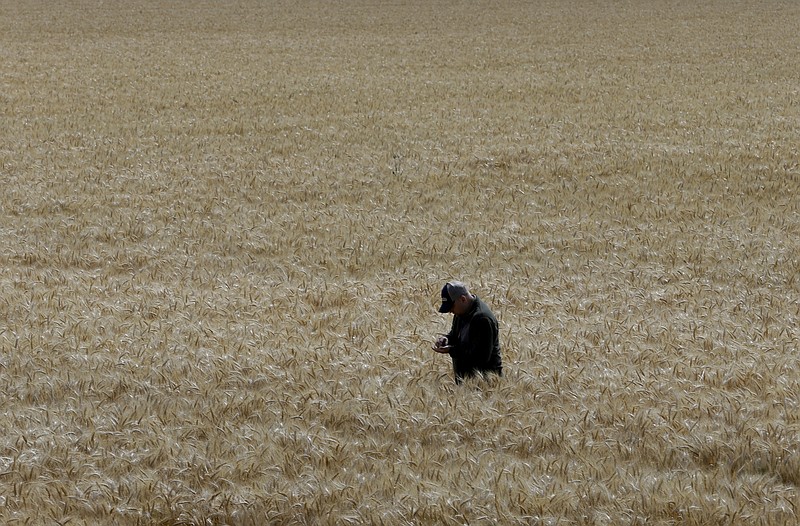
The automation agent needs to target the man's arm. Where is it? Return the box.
[433,319,459,353]
[461,316,496,367]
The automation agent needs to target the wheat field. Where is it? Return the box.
[1,0,799,524]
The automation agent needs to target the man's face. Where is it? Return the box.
[450,295,469,316]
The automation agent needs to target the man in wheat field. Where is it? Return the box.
[433,281,503,384]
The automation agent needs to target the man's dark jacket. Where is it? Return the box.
[445,295,502,383]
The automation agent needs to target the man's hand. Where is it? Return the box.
[432,335,452,353]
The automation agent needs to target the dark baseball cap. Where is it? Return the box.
[438,281,469,313]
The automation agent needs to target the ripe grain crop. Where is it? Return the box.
[1,0,799,524]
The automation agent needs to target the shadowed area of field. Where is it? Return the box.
[1,0,799,524]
